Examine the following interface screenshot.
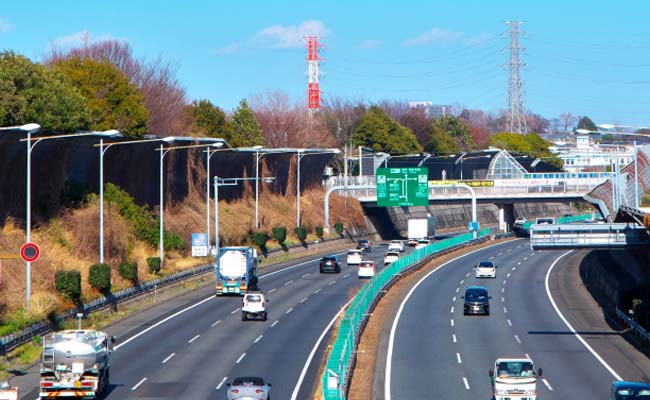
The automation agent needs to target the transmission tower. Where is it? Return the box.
[305,37,322,117]
[505,21,527,134]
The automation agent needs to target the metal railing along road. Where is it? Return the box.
[616,307,650,344]
[322,229,492,400]
[521,213,595,231]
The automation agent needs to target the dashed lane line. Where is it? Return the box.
[162,353,175,364]
[268,288,277,293]
[216,377,228,390]
[131,377,147,391]
[236,353,246,364]
[271,320,279,327]
[514,334,521,343]
[463,377,470,390]
[211,320,221,327]
[188,334,200,343]
[543,379,554,391]
[254,335,263,343]
[457,353,462,364]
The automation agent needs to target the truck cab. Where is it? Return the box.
[241,292,268,321]
[489,357,542,400]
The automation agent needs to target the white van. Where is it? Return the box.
[346,249,363,265]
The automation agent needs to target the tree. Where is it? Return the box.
[425,123,459,154]
[436,115,474,151]
[399,107,432,148]
[577,116,597,131]
[230,99,264,147]
[0,51,91,133]
[488,132,563,169]
[351,106,422,154]
[189,99,230,138]
[559,113,576,134]
[53,57,149,137]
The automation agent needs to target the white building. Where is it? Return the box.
[549,134,635,173]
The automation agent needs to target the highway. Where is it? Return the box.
[19,244,394,399]
[385,239,626,399]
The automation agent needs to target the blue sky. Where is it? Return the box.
[2,0,650,126]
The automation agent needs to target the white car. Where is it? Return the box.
[346,249,363,265]
[475,260,497,278]
[415,238,430,250]
[384,251,399,265]
[388,240,404,253]
[241,292,268,321]
[358,261,376,278]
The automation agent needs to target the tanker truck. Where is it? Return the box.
[215,246,258,296]
[39,330,115,399]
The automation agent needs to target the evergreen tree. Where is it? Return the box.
[230,99,265,147]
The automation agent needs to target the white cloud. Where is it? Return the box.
[404,27,490,46]
[0,17,14,33]
[214,20,330,55]
[356,39,382,50]
[52,30,117,49]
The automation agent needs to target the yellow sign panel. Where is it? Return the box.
[428,180,494,187]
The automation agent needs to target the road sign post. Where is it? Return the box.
[376,167,429,207]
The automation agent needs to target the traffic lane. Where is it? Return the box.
[388,240,526,399]
[507,249,618,398]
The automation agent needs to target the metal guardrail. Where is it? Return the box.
[0,263,214,356]
[616,307,650,344]
[322,228,492,400]
[520,213,595,231]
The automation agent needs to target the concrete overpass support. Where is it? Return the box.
[497,203,515,232]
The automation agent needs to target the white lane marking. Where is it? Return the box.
[314,288,322,294]
[188,334,200,343]
[450,319,455,327]
[543,378,554,391]
[290,298,354,400]
[162,353,175,364]
[460,279,464,284]
[329,280,337,286]
[450,306,454,313]
[545,250,623,381]
[507,319,512,326]
[489,256,494,260]
[302,273,311,278]
[285,280,294,286]
[517,261,522,265]
[286,307,294,314]
[501,287,505,293]
[517,245,522,248]
[116,252,336,351]
[503,307,508,314]
[512,266,516,271]
[507,273,511,278]
[452,296,456,302]
[455,287,460,293]
[452,334,457,343]
[507,249,512,252]
[131,377,147,391]
[271,320,279,327]
[497,252,503,256]
[525,353,531,360]
[231,307,241,314]
[530,252,535,256]
[463,377,470,390]
[384,240,522,400]
[503,279,507,285]
[456,353,462,363]
[299,297,308,304]
[514,334,521,343]
[216,377,228,390]
[523,256,528,261]
[501,297,505,302]
[254,335,263,343]
[236,352,246,364]
[344,273,351,278]
[465,272,470,277]
[268,288,277,293]
[211,320,221,327]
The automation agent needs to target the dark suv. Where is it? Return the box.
[356,239,372,253]
[320,255,341,273]
[462,286,491,315]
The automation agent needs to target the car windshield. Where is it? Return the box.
[391,240,401,243]
[478,262,494,268]
[496,361,534,378]
[233,376,264,386]
[348,250,361,255]
[246,295,262,302]
[466,289,488,300]
[323,257,335,262]
[386,252,398,257]
[360,262,374,268]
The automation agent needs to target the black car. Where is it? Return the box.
[320,255,341,273]
[462,286,491,315]
[356,239,372,253]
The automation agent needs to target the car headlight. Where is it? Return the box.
[495,389,508,395]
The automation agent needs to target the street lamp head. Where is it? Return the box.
[102,129,121,137]
[251,145,264,150]
[212,142,225,148]
[19,123,41,133]
[263,177,275,183]
[161,136,175,143]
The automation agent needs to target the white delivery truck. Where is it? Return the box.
[408,216,435,242]
[0,382,18,400]
[489,357,542,400]
[215,246,258,296]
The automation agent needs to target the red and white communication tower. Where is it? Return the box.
[305,36,321,113]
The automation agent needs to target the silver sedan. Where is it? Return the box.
[226,376,271,400]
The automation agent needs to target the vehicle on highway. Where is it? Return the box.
[216,246,258,296]
[535,217,555,225]
[358,260,376,278]
[346,249,363,265]
[0,382,18,400]
[384,251,399,265]
[489,357,542,400]
[462,286,491,315]
[357,239,372,253]
[611,381,650,399]
[415,238,430,250]
[406,238,419,246]
[475,260,497,278]
[226,376,271,400]
[241,292,268,321]
[514,216,527,225]
[388,239,405,252]
[319,255,341,273]
[39,329,115,399]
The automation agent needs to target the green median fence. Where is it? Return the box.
[322,228,491,400]
[522,212,594,231]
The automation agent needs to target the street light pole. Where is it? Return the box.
[254,148,261,228]
[99,139,105,264]
[159,143,168,264]
[297,151,303,228]
[634,140,639,208]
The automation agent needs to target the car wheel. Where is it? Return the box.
[263,312,268,321]
[242,313,247,321]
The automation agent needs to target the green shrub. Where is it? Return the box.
[88,263,111,292]
[118,261,138,284]
[272,226,287,244]
[164,230,186,252]
[315,226,324,238]
[147,257,161,274]
[55,270,81,299]
[294,226,308,242]
[334,222,344,236]
[252,231,268,249]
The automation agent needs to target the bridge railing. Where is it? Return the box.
[322,228,491,400]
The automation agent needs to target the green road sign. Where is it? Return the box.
[376,167,429,207]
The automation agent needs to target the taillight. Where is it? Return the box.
[81,381,94,387]
[231,389,239,394]
[256,389,263,393]
[41,382,54,387]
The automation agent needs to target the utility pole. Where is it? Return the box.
[505,21,527,134]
